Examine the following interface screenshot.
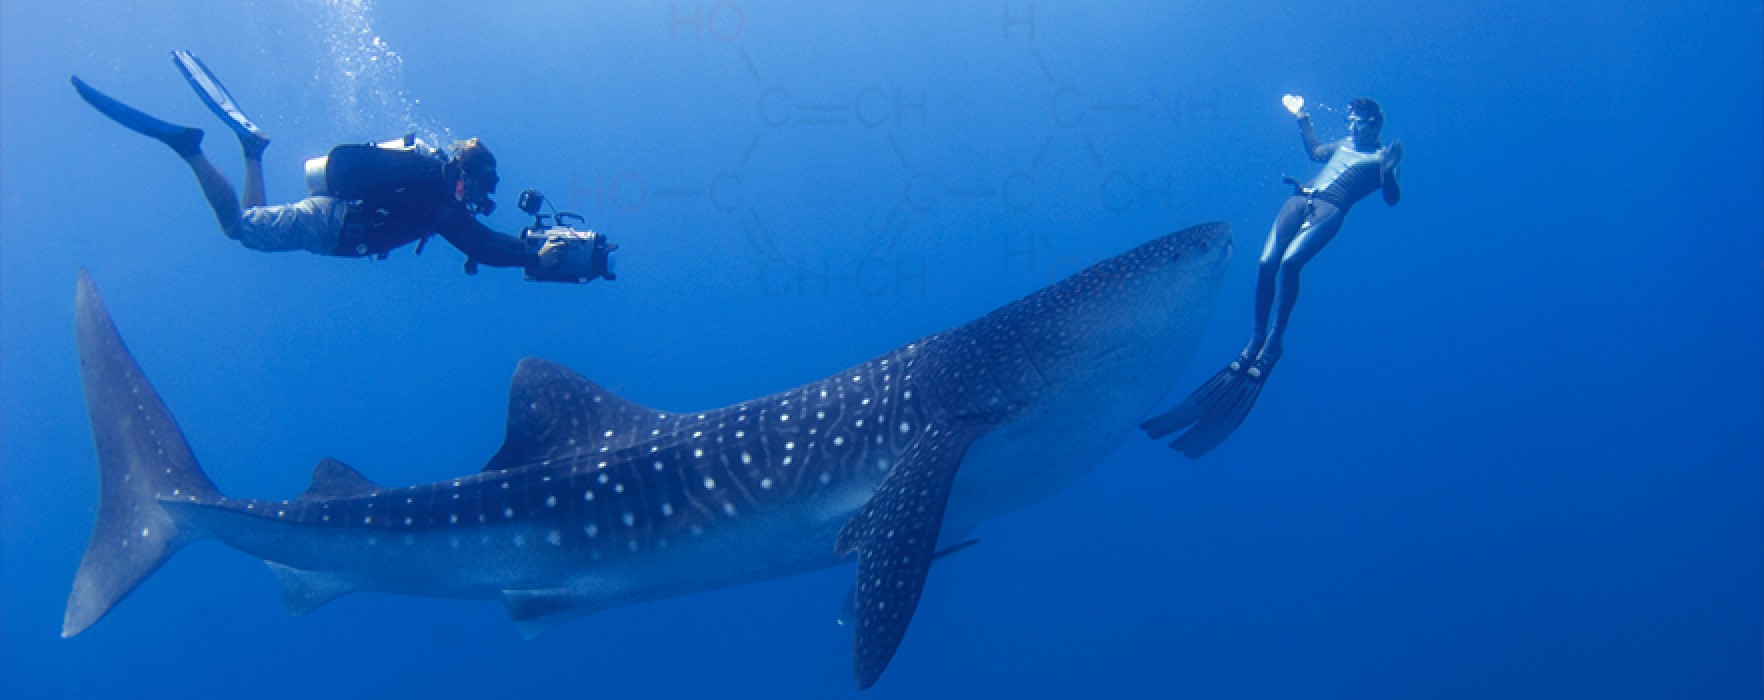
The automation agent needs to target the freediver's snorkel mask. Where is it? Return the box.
[1345,97,1384,140]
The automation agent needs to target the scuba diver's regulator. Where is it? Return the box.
[517,190,617,284]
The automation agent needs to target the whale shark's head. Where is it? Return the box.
[935,221,1233,526]
[938,222,1233,418]
[1035,221,1233,376]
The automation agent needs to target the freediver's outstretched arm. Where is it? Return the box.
[1297,113,1336,162]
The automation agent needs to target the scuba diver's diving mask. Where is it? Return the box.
[451,138,500,215]
[461,170,498,215]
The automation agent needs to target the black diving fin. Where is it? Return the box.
[70,76,203,157]
[1141,363,1242,439]
[171,50,267,150]
[1165,369,1267,458]
[1144,357,1275,459]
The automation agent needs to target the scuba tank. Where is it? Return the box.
[303,134,445,198]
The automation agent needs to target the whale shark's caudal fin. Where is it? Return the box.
[63,270,223,637]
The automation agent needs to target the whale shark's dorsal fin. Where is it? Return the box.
[298,458,379,501]
[483,358,671,472]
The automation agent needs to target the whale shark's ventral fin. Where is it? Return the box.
[501,588,601,639]
[835,422,983,690]
[267,562,359,616]
[484,358,671,471]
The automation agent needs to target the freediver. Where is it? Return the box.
[1144,95,1403,458]
[70,51,597,280]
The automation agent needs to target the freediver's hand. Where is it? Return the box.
[1383,139,1404,176]
[1282,94,1306,117]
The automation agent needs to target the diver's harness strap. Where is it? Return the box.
[332,201,392,260]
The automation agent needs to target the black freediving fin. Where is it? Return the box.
[835,424,983,690]
[1166,368,1270,459]
[171,50,266,147]
[1141,362,1244,439]
[69,76,204,157]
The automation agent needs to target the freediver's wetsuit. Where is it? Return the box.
[236,146,534,267]
[1265,115,1401,264]
[1252,114,1402,360]
[1141,109,1403,459]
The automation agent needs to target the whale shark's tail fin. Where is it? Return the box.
[63,270,223,637]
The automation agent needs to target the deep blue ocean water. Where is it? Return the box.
[3,1,1760,697]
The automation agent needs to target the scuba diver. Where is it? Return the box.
[70,51,609,282]
[1144,95,1403,458]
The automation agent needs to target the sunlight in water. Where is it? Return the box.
[314,0,452,146]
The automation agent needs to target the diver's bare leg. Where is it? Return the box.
[238,131,269,209]
[241,152,266,209]
[182,152,243,237]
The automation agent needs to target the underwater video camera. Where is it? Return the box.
[518,189,617,284]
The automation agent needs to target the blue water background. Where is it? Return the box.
[3,2,1759,697]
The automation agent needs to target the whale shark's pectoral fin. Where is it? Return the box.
[838,539,980,628]
[835,423,984,689]
[500,588,601,639]
[266,562,360,617]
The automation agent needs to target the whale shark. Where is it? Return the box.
[62,222,1231,688]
